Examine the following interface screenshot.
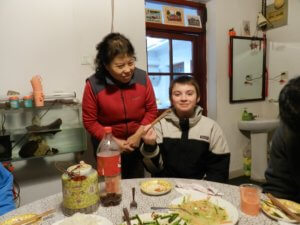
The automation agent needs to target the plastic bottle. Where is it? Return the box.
[243,141,251,176]
[242,108,249,121]
[96,127,122,206]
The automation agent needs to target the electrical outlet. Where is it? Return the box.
[81,55,92,65]
[280,71,288,80]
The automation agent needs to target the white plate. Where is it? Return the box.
[52,215,113,225]
[140,179,172,196]
[170,192,239,225]
[120,212,187,225]
[261,198,300,223]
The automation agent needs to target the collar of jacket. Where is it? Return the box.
[104,68,139,87]
[164,105,203,128]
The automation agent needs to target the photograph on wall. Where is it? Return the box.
[266,0,288,30]
[163,6,185,26]
[145,8,162,23]
[187,15,202,28]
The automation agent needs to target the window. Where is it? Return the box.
[145,0,207,114]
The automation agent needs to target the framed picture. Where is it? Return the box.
[145,8,162,23]
[163,6,184,26]
[266,0,288,30]
[187,15,202,28]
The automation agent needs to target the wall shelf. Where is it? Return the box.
[0,102,87,162]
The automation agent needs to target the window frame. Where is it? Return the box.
[145,0,207,115]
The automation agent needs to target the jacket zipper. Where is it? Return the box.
[120,89,129,138]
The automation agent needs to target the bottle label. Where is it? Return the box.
[97,154,121,176]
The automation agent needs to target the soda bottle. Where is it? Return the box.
[96,126,122,206]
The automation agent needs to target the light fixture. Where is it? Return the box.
[257,12,268,28]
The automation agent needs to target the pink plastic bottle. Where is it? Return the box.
[96,127,122,206]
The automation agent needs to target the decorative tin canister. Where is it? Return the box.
[61,161,99,216]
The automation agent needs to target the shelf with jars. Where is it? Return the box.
[0,98,87,162]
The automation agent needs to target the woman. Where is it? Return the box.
[141,76,230,182]
[82,33,157,178]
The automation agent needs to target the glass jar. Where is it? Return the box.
[9,96,19,109]
[23,95,33,108]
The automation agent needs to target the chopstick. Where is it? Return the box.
[12,209,56,225]
[151,206,192,215]
[144,109,172,133]
[267,193,300,223]
[122,207,132,225]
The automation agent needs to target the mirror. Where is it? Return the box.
[229,36,266,103]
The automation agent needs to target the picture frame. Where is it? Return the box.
[266,0,288,30]
[187,15,202,28]
[145,8,162,23]
[163,6,184,26]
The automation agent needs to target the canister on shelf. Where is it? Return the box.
[9,96,20,109]
[23,95,33,108]
[61,161,99,216]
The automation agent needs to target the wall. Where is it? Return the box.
[206,0,265,177]
[206,0,300,177]
[0,0,147,206]
[0,0,147,100]
[263,0,300,117]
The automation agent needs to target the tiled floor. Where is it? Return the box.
[228,176,265,187]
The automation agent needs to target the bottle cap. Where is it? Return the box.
[104,127,112,133]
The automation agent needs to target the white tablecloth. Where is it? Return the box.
[0,178,278,225]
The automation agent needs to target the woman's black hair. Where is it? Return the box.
[279,76,300,132]
[94,32,135,75]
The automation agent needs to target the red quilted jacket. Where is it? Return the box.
[82,68,157,140]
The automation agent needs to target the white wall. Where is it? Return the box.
[0,0,147,206]
[207,0,265,177]
[0,0,147,100]
[207,0,300,177]
[263,0,300,117]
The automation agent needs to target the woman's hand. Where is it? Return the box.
[127,126,144,148]
[113,137,134,152]
[142,125,157,146]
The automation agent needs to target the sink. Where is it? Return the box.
[238,119,280,133]
[238,118,280,182]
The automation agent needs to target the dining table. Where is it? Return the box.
[0,178,279,225]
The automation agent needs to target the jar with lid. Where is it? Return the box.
[9,96,20,109]
[61,161,99,216]
[23,95,33,108]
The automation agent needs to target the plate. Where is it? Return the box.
[120,212,187,225]
[1,214,42,225]
[261,198,300,223]
[140,179,172,196]
[170,192,239,225]
[52,214,113,225]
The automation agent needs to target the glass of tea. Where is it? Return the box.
[240,183,262,216]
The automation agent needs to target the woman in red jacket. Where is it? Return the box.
[82,33,157,178]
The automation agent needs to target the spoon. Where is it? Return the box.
[130,187,137,209]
